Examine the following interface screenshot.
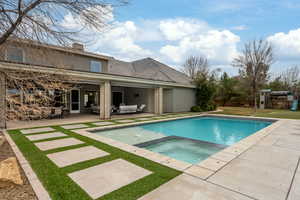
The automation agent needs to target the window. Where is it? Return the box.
[90,61,102,72]
[6,47,24,62]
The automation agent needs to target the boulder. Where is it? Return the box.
[0,157,23,187]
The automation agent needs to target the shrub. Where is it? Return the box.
[193,73,218,112]
[191,105,202,112]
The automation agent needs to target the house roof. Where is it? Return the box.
[6,38,113,61]
[4,38,192,86]
[108,58,192,85]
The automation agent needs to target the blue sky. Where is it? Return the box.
[116,0,300,39]
[63,0,300,75]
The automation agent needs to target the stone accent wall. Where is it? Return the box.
[0,72,6,128]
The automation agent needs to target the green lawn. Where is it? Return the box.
[215,106,300,119]
[8,116,186,200]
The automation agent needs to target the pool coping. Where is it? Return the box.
[134,135,228,149]
[73,114,284,179]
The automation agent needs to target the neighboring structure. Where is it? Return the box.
[0,39,195,127]
[259,89,294,109]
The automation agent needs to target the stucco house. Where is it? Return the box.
[0,39,195,128]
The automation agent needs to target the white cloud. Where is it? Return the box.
[267,28,300,60]
[90,21,153,60]
[60,8,153,61]
[160,26,240,65]
[60,5,114,31]
[159,18,209,41]
[60,10,241,66]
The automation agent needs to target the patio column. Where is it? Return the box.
[100,81,111,120]
[154,87,163,115]
[0,72,6,129]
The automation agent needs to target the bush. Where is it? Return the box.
[191,103,217,112]
[191,106,202,112]
[205,102,217,111]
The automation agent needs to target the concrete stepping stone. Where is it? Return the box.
[47,146,109,167]
[35,138,84,151]
[116,119,135,123]
[68,159,152,199]
[61,124,89,129]
[21,127,55,134]
[26,132,67,141]
[92,121,115,126]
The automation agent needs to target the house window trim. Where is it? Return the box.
[5,47,26,63]
[90,60,102,73]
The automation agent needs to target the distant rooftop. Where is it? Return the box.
[108,57,192,85]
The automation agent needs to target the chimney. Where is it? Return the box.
[72,43,84,51]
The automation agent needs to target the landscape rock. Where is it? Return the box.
[0,157,23,187]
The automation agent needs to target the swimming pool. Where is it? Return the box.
[93,116,272,164]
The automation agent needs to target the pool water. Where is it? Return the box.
[140,137,227,164]
[93,116,272,164]
[140,117,272,146]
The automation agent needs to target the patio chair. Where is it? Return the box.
[91,104,100,114]
[41,107,52,118]
[50,107,62,119]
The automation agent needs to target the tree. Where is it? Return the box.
[0,0,127,46]
[266,66,300,93]
[218,72,238,106]
[280,66,300,91]
[267,76,285,91]
[5,69,74,120]
[181,55,209,79]
[233,39,273,111]
[0,0,127,122]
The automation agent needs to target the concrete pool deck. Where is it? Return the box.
[74,114,300,200]
[138,117,300,200]
[4,113,300,200]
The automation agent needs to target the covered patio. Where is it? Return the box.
[0,61,195,129]
[64,79,164,119]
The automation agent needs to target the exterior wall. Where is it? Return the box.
[1,43,108,73]
[171,88,195,112]
[124,87,154,113]
[163,89,173,113]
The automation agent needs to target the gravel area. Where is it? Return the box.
[0,131,37,200]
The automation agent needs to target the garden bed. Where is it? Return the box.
[0,131,37,200]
